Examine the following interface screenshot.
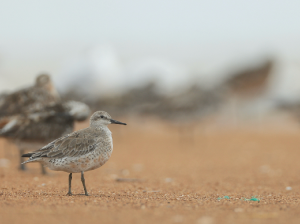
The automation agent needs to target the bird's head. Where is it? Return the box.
[90,111,126,127]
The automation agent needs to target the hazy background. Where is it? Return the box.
[1,0,300,121]
[2,2,300,223]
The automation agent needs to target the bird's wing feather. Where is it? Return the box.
[0,117,19,135]
[27,129,101,159]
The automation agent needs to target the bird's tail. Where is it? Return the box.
[21,153,40,164]
[22,153,34,158]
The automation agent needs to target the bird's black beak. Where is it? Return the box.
[110,119,127,125]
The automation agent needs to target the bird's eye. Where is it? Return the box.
[100,115,104,118]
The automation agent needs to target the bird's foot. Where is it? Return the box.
[41,166,48,175]
[19,164,27,171]
[66,192,73,196]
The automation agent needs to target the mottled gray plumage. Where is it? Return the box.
[22,111,126,196]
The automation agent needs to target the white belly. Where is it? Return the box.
[42,149,113,173]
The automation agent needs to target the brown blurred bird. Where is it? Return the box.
[0,101,90,174]
[0,74,60,117]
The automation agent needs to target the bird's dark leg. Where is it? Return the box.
[19,149,26,171]
[81,171,89,196]
[40,164,47,175]
[66,173,72,196]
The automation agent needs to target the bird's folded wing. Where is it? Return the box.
[28,130,101,159]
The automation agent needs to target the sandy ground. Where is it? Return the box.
[1,116,300,224]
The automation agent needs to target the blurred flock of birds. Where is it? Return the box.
[0,58,299,174]
[61,59,281,121]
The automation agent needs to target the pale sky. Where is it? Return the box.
[0,0,300,99]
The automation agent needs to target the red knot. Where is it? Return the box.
[0,101,90,174]
[22,111,126,196]
[0,74,62,173]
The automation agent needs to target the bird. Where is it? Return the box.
[22,111,126,196]
[0,101,90,174]
[0,73,62,173]
[0,74,60,117]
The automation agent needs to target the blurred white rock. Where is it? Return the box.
[197,216,214,224]
[165,177,173,183]
[173,215,184,223]
[0,158,10,168]
[132,164,144,172]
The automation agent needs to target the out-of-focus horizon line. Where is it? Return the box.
[1,42,300,102]
[1,0,300,101]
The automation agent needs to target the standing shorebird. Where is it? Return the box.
[22,111,126,196]
[0,101,90,173]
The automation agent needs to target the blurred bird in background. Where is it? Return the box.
[0,74,90,174]
[0,74,60,117]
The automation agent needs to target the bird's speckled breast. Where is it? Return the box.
[44,127,113,173]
